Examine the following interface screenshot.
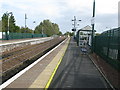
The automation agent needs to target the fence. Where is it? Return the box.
[94,28,120,70]
[2,32,47,40]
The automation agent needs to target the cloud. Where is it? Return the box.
[95,13,118,33]
[1,0,119,33]
[96,0,118,14]
[1,0,65,18]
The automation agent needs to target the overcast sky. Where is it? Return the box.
[0,0,119,33]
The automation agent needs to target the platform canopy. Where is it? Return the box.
[79,25,96,32]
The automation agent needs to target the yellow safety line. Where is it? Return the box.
[44,38,70,90]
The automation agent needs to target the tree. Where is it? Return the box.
[20,27,33,33]
[57,31,62,35]
[34,19,61,36]
[64,32,74,36]
[2,13,8,32]
[2,12,20,33]
[1,12,61,35]
[95,33,100,36]
[15,26,21,33]
[42,20,54,36]
[9,13,16,32]
[52,23,59,35]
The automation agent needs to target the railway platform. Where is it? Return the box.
[1,37,112,89]
[1,37,69,89]
[49,37,111,89]
[0,37,49,44]
[0,37,53,53]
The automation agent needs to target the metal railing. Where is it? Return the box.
[94,28,120,70]
[2,32,47,40]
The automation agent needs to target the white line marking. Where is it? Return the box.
[0,38,67,89]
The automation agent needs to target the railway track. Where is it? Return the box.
[1,38,52,59]
[1,37,66,83]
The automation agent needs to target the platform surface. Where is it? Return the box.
[2,37,111,89]
[49,37,111,89]
[0,37,52,46]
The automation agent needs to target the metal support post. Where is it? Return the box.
[91,0,95,53]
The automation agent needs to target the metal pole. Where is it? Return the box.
[42,27,44,35]
[25,14,27,28]
[91,0,95,53]
[118,27,120,61]
[32,21,35,38]
[72,16,76,38]
[7,14,9,40]
[7,12,12,40]
[72,16,81,40]
[74,16,76,29]
[42,27,43,34]
[74,16,77,37]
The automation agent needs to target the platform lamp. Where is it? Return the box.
[7,12,12,40]
[32,21,36,38]
[24,14,28,38]
[91,0,96,53]
[25,14,27,29]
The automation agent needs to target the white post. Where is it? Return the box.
[8,15,9,35]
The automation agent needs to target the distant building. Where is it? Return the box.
[76,25,96,46]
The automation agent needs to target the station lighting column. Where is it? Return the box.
[91,0,95,53]
[32,21,36,38]
[7,12,12,40]
[25,14,27,38]
[25,14,27,29]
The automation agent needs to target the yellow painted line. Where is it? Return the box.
[29,38,70,89]
[45,38,70,89]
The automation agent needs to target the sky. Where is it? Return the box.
[0,0,119,33]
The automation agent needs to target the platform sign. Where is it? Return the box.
[91,17,95,25]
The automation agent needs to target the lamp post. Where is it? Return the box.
[25,14,27,29]
[42,27,44,34]
[71,16,81,38]
[32,21,36,38]
[41,22,44,37]
[7,12,12,40]
[91,0,96,53]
